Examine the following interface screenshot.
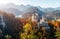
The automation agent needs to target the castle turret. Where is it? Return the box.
[32,13,39,22]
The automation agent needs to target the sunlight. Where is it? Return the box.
[0,0,9,5]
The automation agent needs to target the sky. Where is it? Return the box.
[0,0,60,8]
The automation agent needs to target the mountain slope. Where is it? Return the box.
[2,8,22,16]
[23,7,45,17]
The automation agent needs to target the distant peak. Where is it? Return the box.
[6,3,16,6]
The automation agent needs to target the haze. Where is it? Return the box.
[0,0,60,8]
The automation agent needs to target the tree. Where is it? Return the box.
[48,23,56,39]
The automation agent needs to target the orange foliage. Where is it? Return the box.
[48,21,60,27]
[19,18,27,25]
[32,21,37,26]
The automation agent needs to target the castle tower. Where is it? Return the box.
[32,13,39,22]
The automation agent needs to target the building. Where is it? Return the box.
[32,13,39,22]
[38,16,50,30]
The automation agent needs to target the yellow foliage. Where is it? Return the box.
[23,23,31,31]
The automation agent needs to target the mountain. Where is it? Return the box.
[23,7,45,18]
[52,10,60,17]
[44,8,55,12]
[0,3,60,12]
[37,6,44,11]
[0,3,33,11]
[18,5,33,11]
[0,3,33,16]
[0,3,60,17]
[2,8,22,16]
[37,7,60,13]
[46,10,60,20]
